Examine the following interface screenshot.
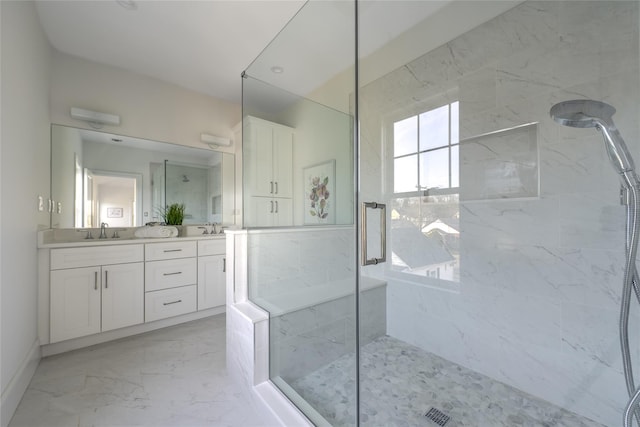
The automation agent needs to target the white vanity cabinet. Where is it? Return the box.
[40,234,229,355]
[197,239,226,310]
[144,241,197,322]
[50,245,144,343]
[244,116,294,227]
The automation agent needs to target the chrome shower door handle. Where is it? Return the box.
[361,202,386,266]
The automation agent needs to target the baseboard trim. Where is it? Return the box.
[0,338,41,427]
[254,380,318,427]
[42,307,225,357]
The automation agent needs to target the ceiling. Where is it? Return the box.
[35,1,451,105]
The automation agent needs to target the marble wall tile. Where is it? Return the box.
[458,67,497,117]
[559,192,626,250]
[459,197,560,247]
[247,228,356,301]
[270,286,385,382]
[539,138,619,197]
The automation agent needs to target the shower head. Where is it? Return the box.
[550,99,635,176]
[550,99,615,128]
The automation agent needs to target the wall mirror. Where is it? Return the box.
[50,125,235,229]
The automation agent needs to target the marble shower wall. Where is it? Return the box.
[247,227,355,301]
[360,1,640,425]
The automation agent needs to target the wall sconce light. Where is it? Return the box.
[70,107,121,129]
[201,133,232,148]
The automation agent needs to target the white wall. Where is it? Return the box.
[50,125,82,228]
[49,53,243,226]
[50,52,241,151]
[0,2,52,425]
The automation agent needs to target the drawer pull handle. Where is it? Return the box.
[163,271,182,276]
[163,249,182,253]
[163,299,182,306]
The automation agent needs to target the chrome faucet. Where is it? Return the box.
[99,222,109,239]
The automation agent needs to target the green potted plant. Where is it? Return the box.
[155,203,185,235]
[164,203,185,225]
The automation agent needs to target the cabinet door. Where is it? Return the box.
[197,255,226,310]
[252,121,275,197]
[102,263,144,332]
[273,198,293,226]
[50,267,101,342]
[248,197,276,227]
[272,127,293,198]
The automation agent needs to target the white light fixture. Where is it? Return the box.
[70,107,120,128]
[270,66,284,74]
[201,133,232,148]
[116,0,138,10]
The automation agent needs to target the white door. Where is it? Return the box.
[197,255,226,310]
[50,266,101,342]
[102,262,144,332]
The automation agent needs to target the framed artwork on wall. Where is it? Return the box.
[106,207,123,218]
[303,159,336,225]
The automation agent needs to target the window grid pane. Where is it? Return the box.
[394,116,418,157]
[393,102,459,194]
[420,148,449,190]
[419,104,449,151]
[394,155,418,193]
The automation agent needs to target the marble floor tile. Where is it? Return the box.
[290,335,606,427]
[9,315,282,427]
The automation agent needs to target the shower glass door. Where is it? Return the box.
[241,1,358,425]
[244,0,639,425]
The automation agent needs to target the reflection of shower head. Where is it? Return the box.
[182,175,189,183]
[550,99,635,175]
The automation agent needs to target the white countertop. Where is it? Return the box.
[38,228,227,249]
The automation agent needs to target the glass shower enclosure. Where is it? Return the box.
[242,1,640,426]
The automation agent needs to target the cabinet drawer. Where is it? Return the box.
[145,285,196,322]
[51,245,144,270]
[197,238,226,256]
[145,258,196,292]
[145,241,196,261]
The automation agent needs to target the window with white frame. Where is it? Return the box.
[393,101,459,194]
[389,101,460,284]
